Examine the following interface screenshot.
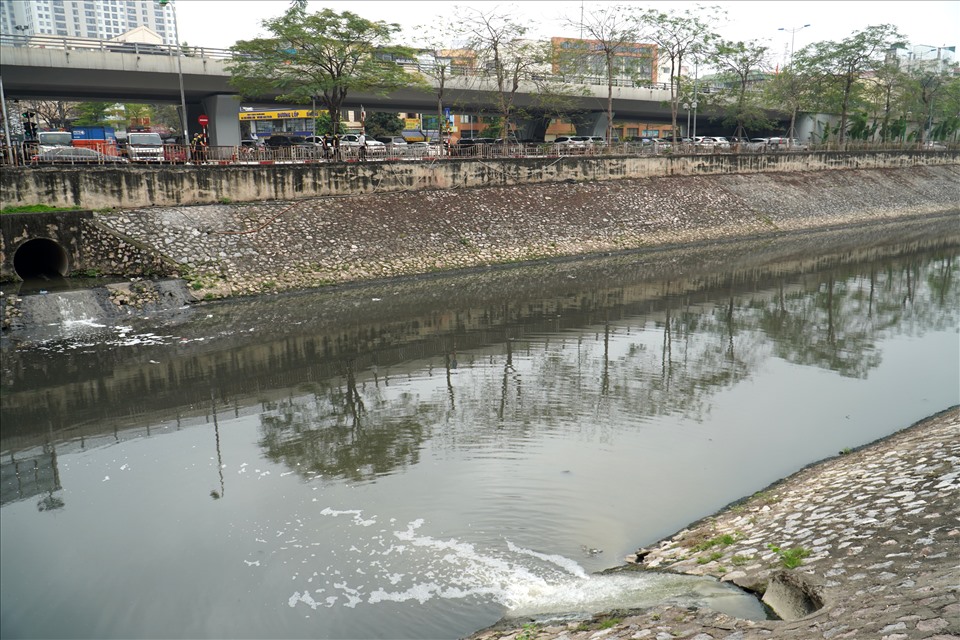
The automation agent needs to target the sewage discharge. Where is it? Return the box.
[275,509,768,622]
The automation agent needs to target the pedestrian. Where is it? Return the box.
[321,134,331,160]
[332,134,341,162]
[191,131,208,164]
[357,131,367,161]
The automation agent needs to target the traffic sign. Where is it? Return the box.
[198,114,209,126]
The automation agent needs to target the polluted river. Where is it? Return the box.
[1,219,958,639]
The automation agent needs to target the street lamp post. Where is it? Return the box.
[778,24,810,67]
[778,24,810,144]
[159,0,191,162]
[691,56,699,141]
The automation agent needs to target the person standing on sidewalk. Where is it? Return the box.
[357,131,367,162]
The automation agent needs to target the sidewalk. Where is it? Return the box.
[467,407,959,640]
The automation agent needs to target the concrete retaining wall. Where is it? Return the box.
[2,151,958,210]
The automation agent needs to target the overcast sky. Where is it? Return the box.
[174,0,959,69]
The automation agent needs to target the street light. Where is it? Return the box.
[158,0,192,161]
[778,24,810,67]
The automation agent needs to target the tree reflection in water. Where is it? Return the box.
[255,250,958,483]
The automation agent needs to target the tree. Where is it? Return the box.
[564,4,645,143]
[904,68,952,144]
[18,100,75,130]
[412,40,462,153]
[455,7,571,143]
[71,102,113,126]
[226,4,422,137]
[793,25,905,145]
[364,111,403,139]
[636,5,723,143]
[710,39,772,139]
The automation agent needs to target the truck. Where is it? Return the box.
[124,131,165,162]
[71,126,119,156]
[37,131,75,153]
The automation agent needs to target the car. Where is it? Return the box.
[456,137,496,146]
[265,135,311,148]
[375,136,408,147]
[728,136,750,145]
[32,146,129,164]
[339,134,385,148]
[767,137,808,150]
[696,136,730,148]
[586,136,609,145]
[553,135,589,146]
[923,140,947,150]
[747,137,769,149]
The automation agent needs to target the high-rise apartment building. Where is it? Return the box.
[1,0,174,44]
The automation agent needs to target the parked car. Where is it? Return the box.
[747,137,770,150]
[728,136,750,145]
[695,136,730,148]
[767,137,808,150]
[375,136,408,147]
[32,146,129,164]
[265,135,311,148]
[456,137,496,146]
[553,135,589,147]
[339,134,385,149]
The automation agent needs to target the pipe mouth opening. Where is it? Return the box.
[760,571,825,620]
[13,238,70,280]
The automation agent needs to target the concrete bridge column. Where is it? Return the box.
[513,116,551,142]
[200,95,242,147]
[572,111,614,138]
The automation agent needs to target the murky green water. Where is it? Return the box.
[2,222,958,639]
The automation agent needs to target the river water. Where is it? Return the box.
[1,218,958,639]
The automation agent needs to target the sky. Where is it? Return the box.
[174,0,960,69]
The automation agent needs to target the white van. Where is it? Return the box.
[125,132,165,162]
[37,131,74,153]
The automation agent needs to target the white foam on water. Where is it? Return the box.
[274,508,767,620]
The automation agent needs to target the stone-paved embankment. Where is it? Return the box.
[93,165,959,299]
[466,408,960,640]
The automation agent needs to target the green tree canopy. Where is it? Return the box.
[793,24,905,144]
[364,111,403,139]
[226,5,422,135]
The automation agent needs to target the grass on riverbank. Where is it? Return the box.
[1,204,82,214]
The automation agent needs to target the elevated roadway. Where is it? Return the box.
[0,34,692,144]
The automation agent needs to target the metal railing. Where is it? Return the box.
[3,140,954,167]
[0,32,233,59]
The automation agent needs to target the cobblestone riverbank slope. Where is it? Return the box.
[90,165,959,299]
[467,408,960,640]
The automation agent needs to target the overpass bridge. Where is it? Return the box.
[0,33,705,145]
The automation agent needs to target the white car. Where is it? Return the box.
[553,135,588,147]
[339,134,385,148]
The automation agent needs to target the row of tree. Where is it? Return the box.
[225,2,959,145]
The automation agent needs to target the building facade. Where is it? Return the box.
[1,0,174,44]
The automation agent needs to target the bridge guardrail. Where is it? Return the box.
[0,33,233,59]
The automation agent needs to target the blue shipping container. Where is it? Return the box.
[71,126,117,141]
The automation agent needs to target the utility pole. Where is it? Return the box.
[159,0,191,161]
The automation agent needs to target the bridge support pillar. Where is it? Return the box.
[513,116,551,142]
[200,95,242,148]
[572,111,614,138]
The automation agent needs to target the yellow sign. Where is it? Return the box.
[238,109,327,121]
[404,118,420,130]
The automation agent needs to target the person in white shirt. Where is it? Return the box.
[357,131,367,161]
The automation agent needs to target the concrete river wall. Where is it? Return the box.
[1,150,958,210]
